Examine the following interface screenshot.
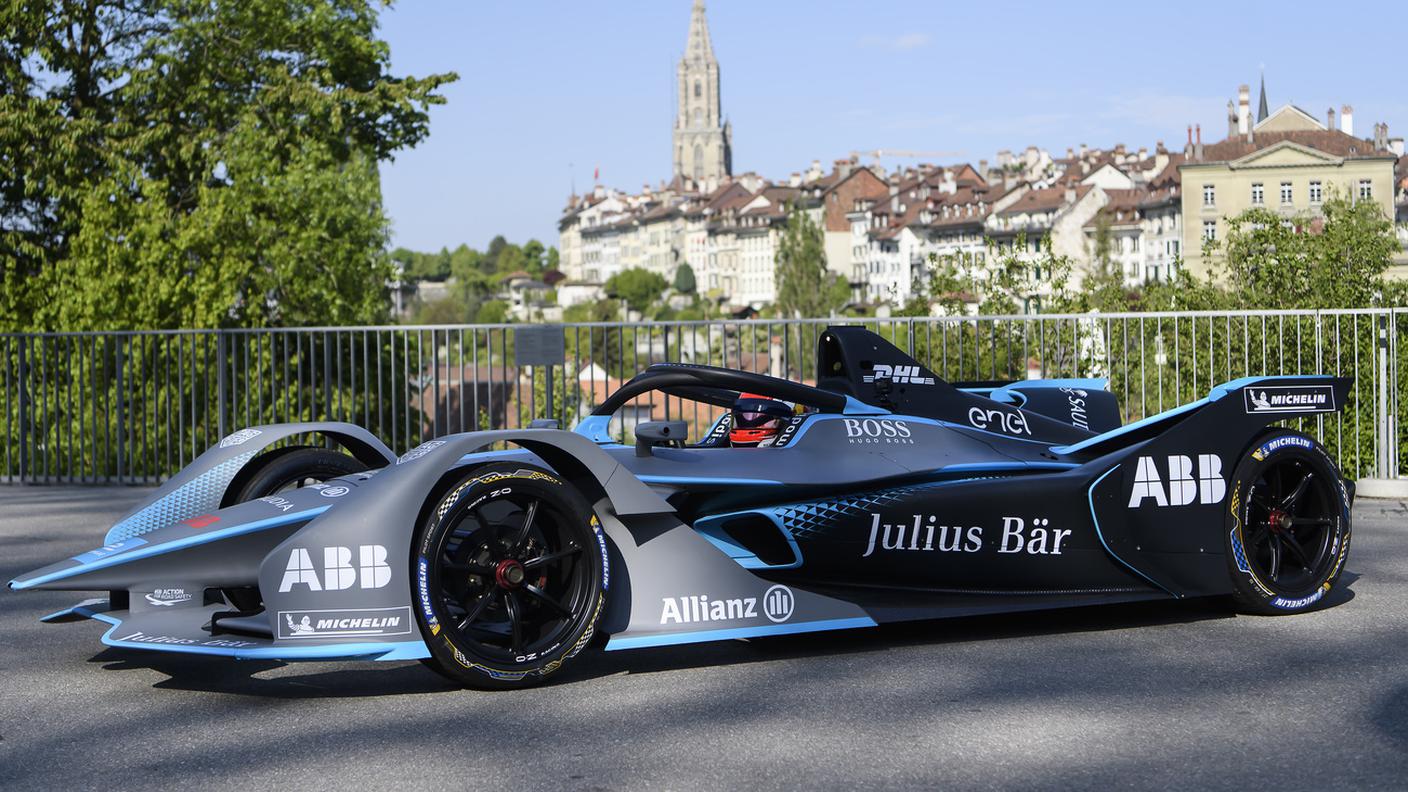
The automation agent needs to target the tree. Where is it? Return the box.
[674,262,697,294]
[774,206,844,318]
[521,239,547,275]
[495,244,527,276]
[0,0,456,330]
[412,294,472,324]
[475,299,509,324]
[1213,195,1400,309]
[483,235,510,272]
[1081,211,1131,312]
[605,268,668,314]
[904,251,980,316]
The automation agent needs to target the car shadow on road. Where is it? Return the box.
[84,585,1362,699]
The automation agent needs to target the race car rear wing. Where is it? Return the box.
[814,326,1094,444]
[1050,375,1352,459]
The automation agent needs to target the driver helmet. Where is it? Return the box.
[729,393,794,447]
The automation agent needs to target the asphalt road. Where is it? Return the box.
[2,487,1407,791]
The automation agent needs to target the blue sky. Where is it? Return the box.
[376,0,1405,254]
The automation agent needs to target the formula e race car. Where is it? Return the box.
[10,326,1355,688]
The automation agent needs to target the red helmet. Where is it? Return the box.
[729,393,793,447]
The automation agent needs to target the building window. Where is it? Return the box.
[1251,183,1264,205]
[1202,184,1215,207]
[1309,181,1323,203]
[1359,180,1373,200]
[1203,220,1216,241]
[1280,182,1293,205]
[693,80,701,98]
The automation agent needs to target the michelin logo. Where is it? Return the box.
[1252,435,1315,461]
[1244,385,1335,414]
[277,607,413,640]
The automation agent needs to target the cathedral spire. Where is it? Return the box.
[685,0,715,63]
[1257,70,1269,123]
[673,0,732,184]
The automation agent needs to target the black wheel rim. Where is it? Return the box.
[1245,453,1337,594]
[428,492,590,662]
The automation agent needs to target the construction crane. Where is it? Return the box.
[849,148,965,166]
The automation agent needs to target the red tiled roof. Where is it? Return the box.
[998,185,1088,217]
[1084,188,1146,229]
[1195,130,1392,163]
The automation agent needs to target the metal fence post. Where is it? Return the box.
[1378,313,1390,479]
[1385,312,1396,479]
[17,336,29,482]
[115,339,125,483]
[1394,310,1401,480]
[216,331,228,438]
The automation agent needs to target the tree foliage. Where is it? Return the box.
[605,267,668,314]
[674,262,697,294]
[1209,195,1401,309]
[1,0,456,330]
[774,206,846,318]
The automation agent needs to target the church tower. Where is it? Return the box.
[673,0,732,186]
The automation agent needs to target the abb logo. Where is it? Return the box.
[278,545,392,592]
[1127,455,1225,508]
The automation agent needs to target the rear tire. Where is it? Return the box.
[1224,430,1351,615]
[412,463,607,689]
[228,447,368,504]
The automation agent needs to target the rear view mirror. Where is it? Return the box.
[635,421,687,457]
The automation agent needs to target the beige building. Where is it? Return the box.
[1180,104,1397,277]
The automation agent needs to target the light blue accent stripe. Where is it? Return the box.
[637,475,784,486]
[604,616,877,651]
[41,598,107,623]
[1052,399,1206,456]
[72,537,148,564]
[11,507,329,590]
[1087,464,1175,596]
[842,395,890,415]
[693,510,805,569]
[785,411,1058,448]
[454,449,529,464]
[60,606,432,661]
[573,414,614,443]
[1052,375,1330,456]
[938,461,1079,473]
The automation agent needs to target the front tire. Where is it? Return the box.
[413,463,607,689]
[227,446,368,504]
[1225,430,1351,615]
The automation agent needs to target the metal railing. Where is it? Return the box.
[2,309,1401,484]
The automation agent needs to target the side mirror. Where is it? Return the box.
[635,420,687,457]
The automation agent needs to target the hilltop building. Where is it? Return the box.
[1183,81,1399,276]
